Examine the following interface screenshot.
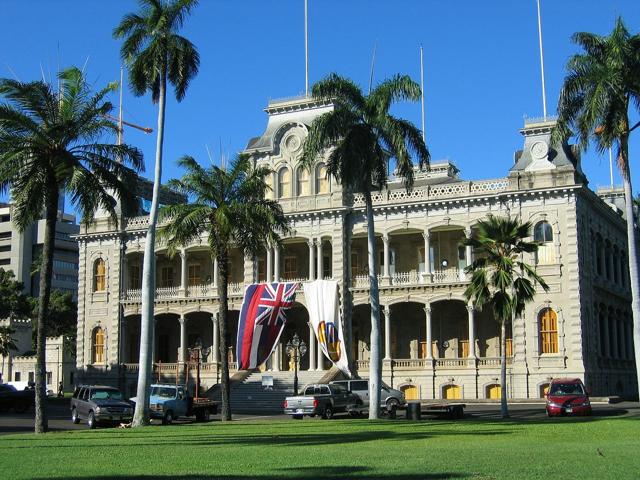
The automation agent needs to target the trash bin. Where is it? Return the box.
[406,402,421,420]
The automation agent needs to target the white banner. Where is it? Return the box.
[303,279,351,377]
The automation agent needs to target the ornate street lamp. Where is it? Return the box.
[285,333,307,396]
[188,339,211,400]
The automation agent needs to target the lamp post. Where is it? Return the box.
[188,339,210,400]
[285,333,307,396]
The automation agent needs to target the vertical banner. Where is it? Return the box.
[236,282,299,370]
[304,279,351,377]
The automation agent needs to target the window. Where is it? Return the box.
[278,167,291,198]
[539,308,558,354]
[284,256,297,280]
[129,265,141,289]
[46,372,52,385]
[161,266,175,287]
[505,323,513,357]
[534,221,555,264]
[351,252,359,278]
[94,259,106,291]
[323,255,331,279]
[0,259,9,266]
[93,327,105,364]
[316,163,329,194]
[257,258,266,282]
[188,264,201,286]
[14,372,21,382]
[28,372,34,383]
[0,231,11,240]
[296,166,310,196]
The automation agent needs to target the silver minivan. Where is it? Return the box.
[330,379,405,410]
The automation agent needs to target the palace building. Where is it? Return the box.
[74,95,637,401]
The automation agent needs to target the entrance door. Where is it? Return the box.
[487,384,501,399]
[402,385,419,400]
[443,384,461,400]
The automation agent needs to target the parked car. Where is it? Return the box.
[131,384,218,424]
[545,378,592,417]
[330,379,406,411]
[70,385,133,429]
[284,383,360,419]
[0,384,35,413]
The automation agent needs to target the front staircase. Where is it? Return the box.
[214,369,338,414]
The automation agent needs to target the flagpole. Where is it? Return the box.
[420,45,426,143]
[368,41,377,95]
[304,0,309,97]
[118,66,124,146]
[536,0,548,120]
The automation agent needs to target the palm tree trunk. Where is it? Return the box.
[365,191,382,420]
[217,247,232,421]
[133,68,166,427]
[619,137,640,399]
[34,192,58,433]
[500,319,509,419]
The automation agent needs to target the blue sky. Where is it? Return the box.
[1,0,639,210]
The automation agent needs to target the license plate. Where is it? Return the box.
[565,408,573,413]
[295,409,303,414]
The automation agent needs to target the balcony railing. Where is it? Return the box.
[351,269,467,288]
[122,282,244,303]
[353,357,513,371]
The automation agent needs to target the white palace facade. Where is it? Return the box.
[75,96,637,401]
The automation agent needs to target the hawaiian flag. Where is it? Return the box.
[236,282,299,370]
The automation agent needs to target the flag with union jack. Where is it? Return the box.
[236,282,299,370]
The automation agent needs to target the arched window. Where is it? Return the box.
[315,163,329,194]
[93,327,105,364]
[534,221,555,264]
[94,259,106,292]
[539,308,558,354]
[278,167,291,198]
[296,166,310,196]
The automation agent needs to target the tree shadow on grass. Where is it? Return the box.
[0,425,514,450]
[31,466,471,480]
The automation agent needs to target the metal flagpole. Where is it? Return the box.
[304,0,309,96]
[118,66,124,146]
[368,41,377,95]
[420,45,426,143]
[609,148,615,188]
[536,0,548,120]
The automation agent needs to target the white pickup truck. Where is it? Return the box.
[283,383,361,420]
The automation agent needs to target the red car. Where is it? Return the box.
[545,378,592,417]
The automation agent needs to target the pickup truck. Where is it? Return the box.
[145,384,218,424]
[0,384,34,413]
[283,383,360,419]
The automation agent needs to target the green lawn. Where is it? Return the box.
[1,417,638,480]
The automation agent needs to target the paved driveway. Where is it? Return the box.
[1,400,638,435]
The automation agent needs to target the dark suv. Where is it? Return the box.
[71,385,133,429]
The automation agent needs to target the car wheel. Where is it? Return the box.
[322,407,334,420]
[87,411,96,429]
[71,408,80,424]
[386,398,399,409]
[162,410,173,425]
[14,401,29,414]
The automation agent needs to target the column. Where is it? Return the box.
[467,304,476,358]
[602,308,610,358]
[465,228,473,274]
[423,230,431,281]
[384,305,391,360]
[179,314,187,363]
[316,239,323,280]
[382,234,390,278]
[180,249,188,295]
[273,244,281,282]
[317,337,324,370]
[122,255,129,292]
[424,304,432,359]
[212,312,219,363]
[308,323,317,370]
[273,344,281,371]
[213,258,218,288]
[266,247,273,283]
[610,313,619,359]
[308,240,315,281]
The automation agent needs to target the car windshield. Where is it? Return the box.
[151,386,176,398]
[549,383,585,396]
[90,389,124,401]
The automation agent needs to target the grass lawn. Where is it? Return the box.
[0,416,638,480]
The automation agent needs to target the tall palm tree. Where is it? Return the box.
[552,18,640,395]
[158,154,289,421]
[114,0,200,427]
[463,216,549,418]
[301,73,429,419]
[0,326,18,384]
[0,68,143,433]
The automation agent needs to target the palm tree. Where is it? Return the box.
[158,154,289,421]
[0,326,18,384]
[301,73,429,419]
[0,68,143,433]
[463,216,549,418]
[552,18,640,396]
[114,0,200,427]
